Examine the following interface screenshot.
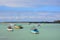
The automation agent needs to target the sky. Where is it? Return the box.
[0,0,60,22]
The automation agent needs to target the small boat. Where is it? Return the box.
[31,28,39,34]
[14,25,23,29]
[31,30,39,34]
[7,26,13,32]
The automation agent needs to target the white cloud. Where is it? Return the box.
[0,12,60,22]
[0,0,60,7]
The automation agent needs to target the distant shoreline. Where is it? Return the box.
[0,22,60,23]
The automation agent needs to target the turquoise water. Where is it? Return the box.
[0,23,60,40]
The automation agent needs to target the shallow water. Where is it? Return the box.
[0,23,60,40]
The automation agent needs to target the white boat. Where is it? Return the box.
[31,30,39,34]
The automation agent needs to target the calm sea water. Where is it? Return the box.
[0,23,60,40]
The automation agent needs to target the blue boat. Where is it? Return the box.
[31,28,39,34]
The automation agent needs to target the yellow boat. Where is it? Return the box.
[14,26,23,29]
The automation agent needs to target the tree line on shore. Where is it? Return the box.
[1,20,60,23]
